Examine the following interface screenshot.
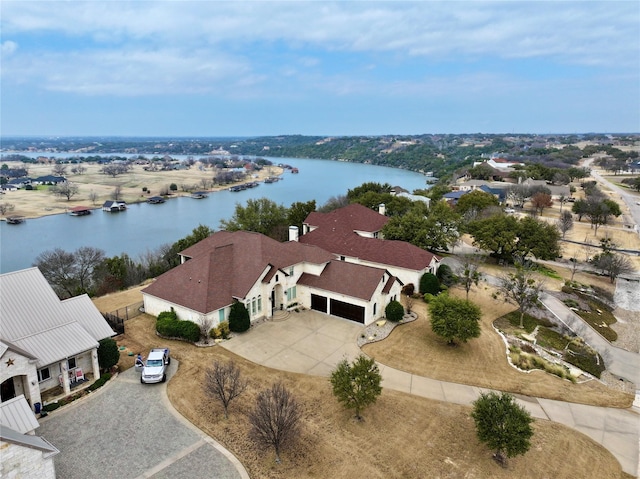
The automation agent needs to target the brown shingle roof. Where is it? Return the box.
[300,228,439,270]
[143,231,334,314]
[297,261,397,300]
[304,203,389,234]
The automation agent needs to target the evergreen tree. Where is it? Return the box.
[330,355,382,420]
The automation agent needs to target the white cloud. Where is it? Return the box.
[1,40,18,55]
[2,1,637,65]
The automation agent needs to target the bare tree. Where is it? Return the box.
[569,257,580,283]
[112,184,123,201]
[556,210,573,239]
[200,178,210,190]
[51,182,79,201]
[0,202,16,216]
[102,163,131,177]
[75,246,106,293]
[203,360,247,419]
[197,315,214,344]
[591,253,634,283]
[52,163,67,176]
[458,255,482,300]
[249,382,302,463]
[71,164,87,175]
[496,261,544,329]
[33,248,78,298]
[88,190,99,205]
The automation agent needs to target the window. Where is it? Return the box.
[340,256,345,261]
[257,296,262,312]
[67,357,77,370]
[373,232,379,239]
[289,266,294,276]
[373,303,377,315]
[219,309,225,322]
[252,298,257,315]
[37,367,51,382]
[275,274,279,282]
[286,286,297,301]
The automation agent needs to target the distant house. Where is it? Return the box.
[7,178,32,189]
[0,395,59,478]
[102,200,127,212]
[0,268,115,412]
[442,190,468,206]
[33,175,66,185]
[1,184,19,192]
[147,196,165,204]
[521,178,571,199]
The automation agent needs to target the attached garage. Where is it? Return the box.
[311,294,328,313]
[330,298,365,323]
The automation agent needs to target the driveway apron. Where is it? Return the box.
[38,361,247,479]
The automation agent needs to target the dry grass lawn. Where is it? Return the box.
[364,287,632,408]
[97,289,631,479]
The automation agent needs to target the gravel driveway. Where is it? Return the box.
[38,361,246,479]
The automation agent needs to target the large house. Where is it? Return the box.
[0,268,115,412]
[142,204,440,326]
[299,203,440,288]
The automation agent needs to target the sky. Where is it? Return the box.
[1,1,639,137]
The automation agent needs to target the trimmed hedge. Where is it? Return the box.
[157,315,200,342]
[229,301,251,333]
[420,272,440,295]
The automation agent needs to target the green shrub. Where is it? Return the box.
[420,272,440,295]
[217,321,230,339]
[88,372,112,392]
[156,311,200,342]
[436,264,457,286]
[561,285,574,294]
[229,301,250,333]
[169,183,178,191]
[423,293,436,303]
[562,299,580,309]
[43,402,62,412]
[177,320,200,342]
[157,310,178,321]
[97,338,120,371]
[385,300,405,322]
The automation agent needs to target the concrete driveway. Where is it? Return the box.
[38,362,247,479]
[221,310,363,376]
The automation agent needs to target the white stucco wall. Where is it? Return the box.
[0,441,56,479]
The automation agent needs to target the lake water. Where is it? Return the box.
[0,157,429,273]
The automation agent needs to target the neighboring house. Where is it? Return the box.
[33,175,66,185]
[442,190,468,206]
[521,178,571,199]
[102,200,127,212]
[142,229,404,326]
[0,395,58,479]
[0,268,115,412]
[7,178,32,189]
[298,203,440,289]
[1,184,19,192]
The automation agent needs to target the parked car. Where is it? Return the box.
[504,208,516,214]
[140,348,170,384]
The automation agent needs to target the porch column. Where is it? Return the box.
[91,349,101,380]
[59,361,70,396]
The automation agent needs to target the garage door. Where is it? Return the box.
[311,294,328,313]
[330,298,365,323]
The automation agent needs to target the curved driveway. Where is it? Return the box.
[222,310,640,477]
[38,361,248,479]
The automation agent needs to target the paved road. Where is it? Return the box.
[38,362,248,479]
[223,311,640,477]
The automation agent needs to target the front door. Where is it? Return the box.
[0,377,16,402]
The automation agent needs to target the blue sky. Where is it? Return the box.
[1,1,638,137]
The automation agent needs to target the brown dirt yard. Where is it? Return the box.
[96,288,631,479]
[0,162,283,220]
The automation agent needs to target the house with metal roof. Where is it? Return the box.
[0,268,115,413]
[142,229,404,326]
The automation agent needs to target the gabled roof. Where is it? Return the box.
[297,261,399,300]
[0,268,114,368]
[0,395,40,435]
[143,231,334,314]
[304,203,389,234]
[0,426,59,456]
[299,227,439,271]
